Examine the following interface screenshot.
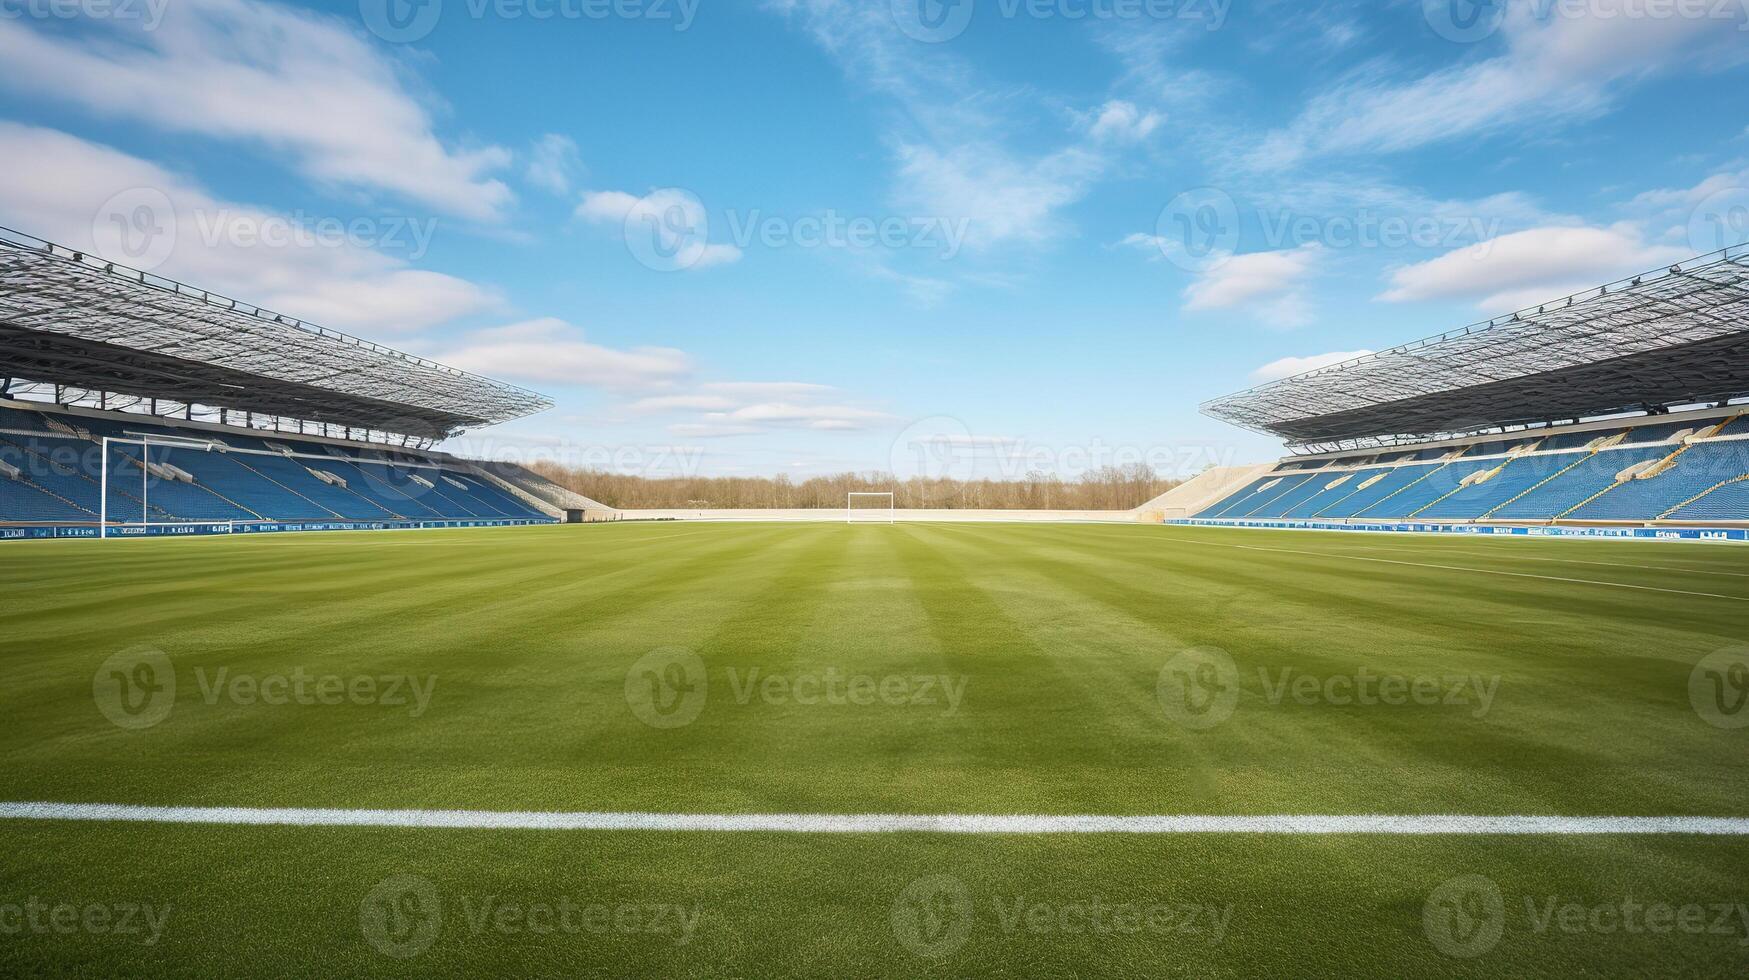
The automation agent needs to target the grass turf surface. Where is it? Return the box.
[1,521,1747,976]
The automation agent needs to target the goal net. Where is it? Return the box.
[101,434,232,536]
[847,492,896,523]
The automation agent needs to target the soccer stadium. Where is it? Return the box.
[3,223,1749,977]
[5,2,1749,976]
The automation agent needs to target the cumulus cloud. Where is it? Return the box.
[1086,100,1163,142]
[0,122,497,334]
[624,376,888,436]
[438,319,691,388]
[575,188,742,269]
[0,0,514,220]
[1378,225,1690,312]
[1184,243,1323,328]
[1251,349,1375,382]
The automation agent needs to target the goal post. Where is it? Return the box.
[99,434,224,538]
[847,491,896,523]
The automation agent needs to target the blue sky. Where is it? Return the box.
[1,0,1747,479]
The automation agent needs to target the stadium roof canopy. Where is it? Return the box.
[0,227,551,442]
[1202,243,1749,451]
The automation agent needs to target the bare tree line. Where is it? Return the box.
[529,462,1180,511]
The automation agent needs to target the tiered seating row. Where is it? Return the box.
[0,405,550,526]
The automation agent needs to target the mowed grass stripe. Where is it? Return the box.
[3,522,1746,818]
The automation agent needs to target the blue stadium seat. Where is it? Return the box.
[1485,446,1673,520]
[1413,451,1585,520]
[0,406,549,527]
[1566,440,1749,521]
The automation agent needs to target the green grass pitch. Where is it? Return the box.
[2,521,1747,977]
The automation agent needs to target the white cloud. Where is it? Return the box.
[1086,100,1162,143]
[1251,349,1374,382]
[700,382,835,399]
[628,394,739,414]
[1258,1,1749,166]
[438,319,691,388]
[1378,224,1690,311]
[723,402,891,429]
[0,122,497,334]
[894,143,1103,249]
[668,422,762,438]
[1184,243,1322,327]
[525,135,583,195]
[630,378,886,436]
[575,188,742,269]
[0,0,512,220]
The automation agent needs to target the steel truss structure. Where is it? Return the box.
[1203,243,1749,452]
[0,227,551,445]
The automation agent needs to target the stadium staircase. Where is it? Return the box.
[1346,448,1473,519]
[1558,416,1743,521]
[1477,436,1619,521]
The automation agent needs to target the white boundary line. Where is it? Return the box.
[2,802,1748,835]
[1159,533,1749,602]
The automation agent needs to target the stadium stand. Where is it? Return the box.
[0,399,555,528]
[1185,243,1749,532]
[0,227,560,537]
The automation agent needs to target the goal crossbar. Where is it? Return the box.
[100,434,225,538]
[846,492,896,523]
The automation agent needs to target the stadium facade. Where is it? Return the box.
[0,227,583,539]
[1174,243,1749,541]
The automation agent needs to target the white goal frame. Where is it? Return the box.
[846,492,896,523]
[100,434,226,538]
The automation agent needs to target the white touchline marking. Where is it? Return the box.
[2,802,1747,835]
[1159,533,1749,602]
[1351,544,1749,579]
